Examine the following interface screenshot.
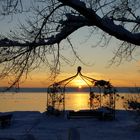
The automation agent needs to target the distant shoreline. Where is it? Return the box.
[0,87,140,93]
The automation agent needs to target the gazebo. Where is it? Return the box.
[47,66,116,119]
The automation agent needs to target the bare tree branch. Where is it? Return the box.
[0,0,140,88]
[58,0,140,46]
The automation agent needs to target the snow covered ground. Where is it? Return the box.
[0,110,140,140]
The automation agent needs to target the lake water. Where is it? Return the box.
[0,92,139,112]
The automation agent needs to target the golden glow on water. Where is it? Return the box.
[66,93,89,111]
[0,92,140,112]
[0,93,47,112]
[0,92,90,112]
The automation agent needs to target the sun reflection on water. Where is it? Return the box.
[0,92,138,112]
[66,93,89,111]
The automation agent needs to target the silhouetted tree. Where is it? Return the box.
[0,0,140,87]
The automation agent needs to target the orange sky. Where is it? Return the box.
[1,63,140,88]
[0,27,140,88]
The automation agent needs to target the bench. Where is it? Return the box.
[67,110,102,119]
[0,113,13,128]
[67,109,115,120]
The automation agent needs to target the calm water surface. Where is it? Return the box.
[0,92,139,112]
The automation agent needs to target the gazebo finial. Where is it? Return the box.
[77,66,82,74]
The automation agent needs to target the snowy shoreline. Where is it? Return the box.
[0,110,140,140]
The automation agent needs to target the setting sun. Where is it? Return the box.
[72,79,87,88]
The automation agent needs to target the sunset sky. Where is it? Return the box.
[0,14,140,88]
